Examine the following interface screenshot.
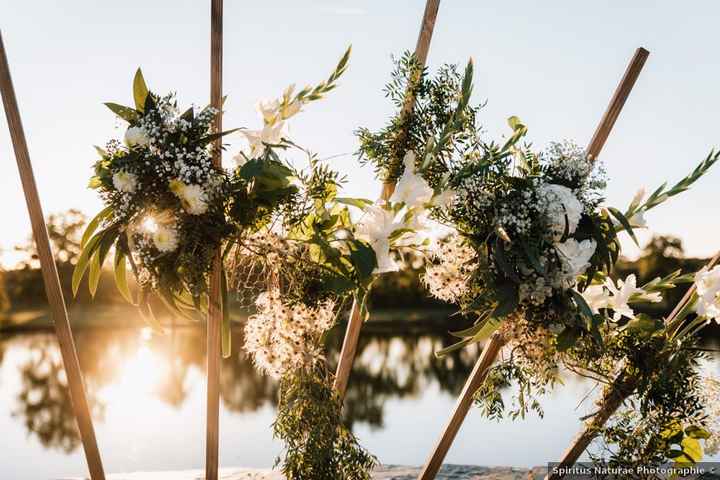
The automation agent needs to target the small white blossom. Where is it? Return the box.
[112,171,138,193]
[124,126,149,148]
[389,151,434,208]
[694,266,720,323]
[422,234,477,303]
[604,274,646,321]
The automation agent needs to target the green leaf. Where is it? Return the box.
[196,128,241,146]
[556,328,580,352]
[81,207,113,247]
[113,248,133,304]
[104,102,139,123]
[88,249,102,298]
[570,289,594,322]
[680,436,703,463]
[491,281,519,318]
[348,240,376,280]
[133,68,149,112]
[685,426,711,440]
[607,206,639,246]
[335,197,374,210]
[72,233,103,296]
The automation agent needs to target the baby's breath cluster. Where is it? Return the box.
[422,234,477,303]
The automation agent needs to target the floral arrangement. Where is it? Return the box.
[358,51,720,468]
[73,69,234,327]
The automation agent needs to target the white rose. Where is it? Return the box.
[112,171,137,193]
[555,238,597,284]
[538,183,584,240]
[124,126,149,148]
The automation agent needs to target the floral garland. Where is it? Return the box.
[358,52,720,467]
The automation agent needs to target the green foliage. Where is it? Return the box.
[273,368,376,480]
[356,51,482,184]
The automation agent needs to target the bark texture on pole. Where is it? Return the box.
[206,1,223,479]
[333,0,441,400]
[417,47,651,480]
[0,31,106,480]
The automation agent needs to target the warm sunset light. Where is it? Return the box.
[2,2,720,480]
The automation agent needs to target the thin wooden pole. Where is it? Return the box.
[545,250,720,480]
[333,0,442,400]
[206,1,223,479]
[417,47,650,480]
[0,31,106,480]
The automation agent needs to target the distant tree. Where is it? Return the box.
[14,209,87,268]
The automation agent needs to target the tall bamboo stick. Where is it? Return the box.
[333,0,442,400]
[417,47,650,480]
[0,31,106,480]
[206,1,223,479]
[546,249,720,480]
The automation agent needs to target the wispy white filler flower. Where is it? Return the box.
[422,234,477,303]
[124,126,149,147]
[701,375,720,455]
[389,151,434,208]
[244,290,336,379]
[112,171,138,193]
[354,204,404,273]
[694,266,720,323]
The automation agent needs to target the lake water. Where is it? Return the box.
[1,311,718,480]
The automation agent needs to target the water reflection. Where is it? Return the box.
[3,311,478,455]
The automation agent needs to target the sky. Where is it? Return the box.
[1,0,719,267]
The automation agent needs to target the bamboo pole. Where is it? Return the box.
[417,47,650,480]
[333,0,442,400]
[546,249,720,480]
[0,31,106,480]
[206,1,223,479]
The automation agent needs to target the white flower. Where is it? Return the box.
[152,225,179,252]
[169,180,209,215]
[604,274,643,321]
[257,98,281,125]
[244,289,336,379]
[538,183,584,240]
[124,126,149,147]
[422,234,477,303]
[232,151,248,167]
[112,171,137,193]
[354,204,404,274]
[432,188,456,209]
[389,151,434,208]
[555,238,597,282]
[694,266,720,323]
[241,122,285,159]
[629,210,647,228]
[701,375,720,455]
[580,284,611,314]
